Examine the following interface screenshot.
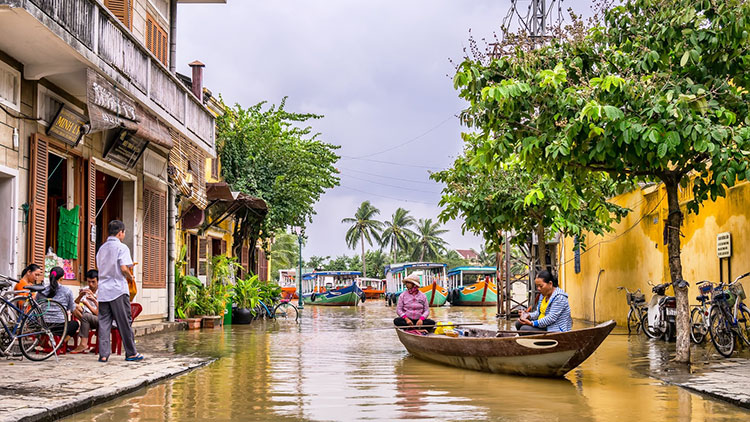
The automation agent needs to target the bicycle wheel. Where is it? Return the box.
[19,300,68,362]
[690,307,707,344]
[627,308,640,334]
[709,305,735,357]
[641,313,661,339]
[0,301,24,357]
[736,303,750,347]
[273,302,299,322]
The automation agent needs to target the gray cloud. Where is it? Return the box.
[176,0,593,259]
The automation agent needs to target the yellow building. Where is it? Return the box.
[560,179,750,325]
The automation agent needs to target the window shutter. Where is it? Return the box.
[104,0,132,30]
[240,245,249,276]
[86,159,96,270]
[28,134,48,268]
[142,186,166,288]
[146,13,169,66]
[220,240,226,255]
[258,249,268,282]
[198,236,207,276]
[146,17,153,52]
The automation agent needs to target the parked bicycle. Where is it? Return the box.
[690,280,714,344]
[618,286,646,334]
[256,297,300,322]
[0,275,69,361]
[708,272,750,357]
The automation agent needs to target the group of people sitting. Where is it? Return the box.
[13,219,144,362]
[15,264,100,354]
[393,270,572,333]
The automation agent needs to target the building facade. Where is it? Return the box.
[0,0,224,321]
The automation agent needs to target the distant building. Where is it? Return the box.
[455,249,480,265]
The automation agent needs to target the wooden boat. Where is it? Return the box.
[447,267,498,307]
[385,262,449,307]
[395,320,616,378]
[358,277,386,300]
[278,269,298,299]
[301,271,364,306]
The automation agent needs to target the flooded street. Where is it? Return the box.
[66,303,750,421]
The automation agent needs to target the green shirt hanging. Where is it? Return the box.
[57,205,80,260]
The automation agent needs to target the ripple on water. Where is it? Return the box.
[64,303,750,422]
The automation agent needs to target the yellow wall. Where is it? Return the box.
[561,180,750,325]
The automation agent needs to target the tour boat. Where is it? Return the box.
[300,271,364,306]
[357,277,386,300]
[447,266,498,306]
[395,320,616,378]
[278,269,298,299]
[384,262,449,307]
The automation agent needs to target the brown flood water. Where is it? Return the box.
[65,303,750,421]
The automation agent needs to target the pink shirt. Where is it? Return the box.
[396,289,430,321]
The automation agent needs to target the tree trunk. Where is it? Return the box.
[419,244,425,262]
[361,232,367,277]
[536,223,547,272]
[664,178,690,363]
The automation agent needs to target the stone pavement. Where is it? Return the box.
[666,358,750,409]
[0,325,213,422]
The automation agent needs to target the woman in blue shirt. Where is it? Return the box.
[35,266,79,338]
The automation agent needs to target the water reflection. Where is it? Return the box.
[66,304,750,422]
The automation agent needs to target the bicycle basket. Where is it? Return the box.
[633,292,645,303]
[699,283,713,294]
[729,282,746,301]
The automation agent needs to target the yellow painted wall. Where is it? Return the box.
[560,180,750,325]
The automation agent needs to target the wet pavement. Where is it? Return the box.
[53,302,750,421]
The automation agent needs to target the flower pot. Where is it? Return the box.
[232,307,253,324]
[185,317,202,330]
[201,315,222,329]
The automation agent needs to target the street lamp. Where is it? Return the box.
[292,226,305,309]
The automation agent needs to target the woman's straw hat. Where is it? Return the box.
[403,274,421,287]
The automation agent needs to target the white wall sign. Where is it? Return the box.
[717,232,732,259]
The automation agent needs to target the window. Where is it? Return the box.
[0,60,20,112]
[211,157,219,180]
[146,13,169,66]
[104,0,133,30]
[142,186,166,288]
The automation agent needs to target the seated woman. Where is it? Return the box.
[394,274,436,331]
[14,264,43,307]
[516,270,572,333]
[34,267,79,340]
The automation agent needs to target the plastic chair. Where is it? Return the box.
[111,303,142,355]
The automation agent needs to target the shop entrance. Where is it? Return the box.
[0,168,15,276]
[95,170,123,249]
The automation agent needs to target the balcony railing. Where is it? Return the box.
[12,0,214,150]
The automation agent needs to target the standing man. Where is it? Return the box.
[96,220,144,362]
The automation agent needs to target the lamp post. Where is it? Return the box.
[293,226,305,309]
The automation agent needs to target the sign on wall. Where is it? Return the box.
[103,130,149,169]
[46,105,87,146]
[717,232,732,259]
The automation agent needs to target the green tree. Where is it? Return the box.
[380,208,417,262]
[442,249,469,271]
[452,0,750,362]
[323,255,356,271]
[410,218,448,262]
[216,98,340,270]
[306,255,330,270]
[270,232,299,281]
[476,244,497,267]
[342,201,383,277]
[350,249,391,279]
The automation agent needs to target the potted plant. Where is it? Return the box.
[231,275,261,324]
[174,245,204,330]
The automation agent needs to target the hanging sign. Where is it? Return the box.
[717,232,732,258]
[46,105,87,146]
[103,130,149,169]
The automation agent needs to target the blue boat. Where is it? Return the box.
[301,271,365,306]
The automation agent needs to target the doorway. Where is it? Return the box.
[95,170,123,249]
[0,168,15,277]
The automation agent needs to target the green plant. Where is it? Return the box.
[211,254,241,285]
[232,275,261,311]
[175,245,204,319]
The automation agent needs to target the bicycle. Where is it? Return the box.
[0,275,69,361]
[617,286,646,334]
[690,280,714,344]
[255,297,299,322]
[708,272,750,357]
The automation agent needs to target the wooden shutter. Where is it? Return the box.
[240,245,249,276]
[142,186,166,288]
[146,13,169,66]
[28,134,48,268]
[220,240,227,255]
[211,158,219,179]
[105,0,132,30]
[86,159,96,270]
[257,249,268,282]
[198,237,208,276]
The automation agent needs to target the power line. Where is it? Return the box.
[353,112,459,158]
[339,156,445,170]
[338,185,439,205]
[342,173,442,194]
[337,166,437,185]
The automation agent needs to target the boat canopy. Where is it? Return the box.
[384,262,447,294]
[447,266,497,277]
[446,266,497,289]
[301,271,362,294]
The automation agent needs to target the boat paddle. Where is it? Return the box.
[371,322,488,330]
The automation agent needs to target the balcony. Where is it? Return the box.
[0,0,214,154]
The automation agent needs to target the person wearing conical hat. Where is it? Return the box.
[394,274,435,330]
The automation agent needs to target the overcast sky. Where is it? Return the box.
[176,0,592,260]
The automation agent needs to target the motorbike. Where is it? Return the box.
[641,282,677,342]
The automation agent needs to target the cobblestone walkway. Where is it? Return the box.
[0,342,212,421]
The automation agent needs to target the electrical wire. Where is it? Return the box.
[352,112,459,159]
[339,156,444,170]
[337,166,436,185]
[338,185,438,205]
[341,173,442,194]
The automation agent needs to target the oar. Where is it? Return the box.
[371,322,488,331]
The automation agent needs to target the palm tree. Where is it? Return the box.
[411,218,448,262]
[476,243,498,267]
[380,208,417,262]
[342,201,383,277]
[270,232,298,269]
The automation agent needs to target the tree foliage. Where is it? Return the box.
[342,201,383,277]
[216,98,340,266]
[453,0,750,362]
[410,218,449,262]
[380,208,417,261]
